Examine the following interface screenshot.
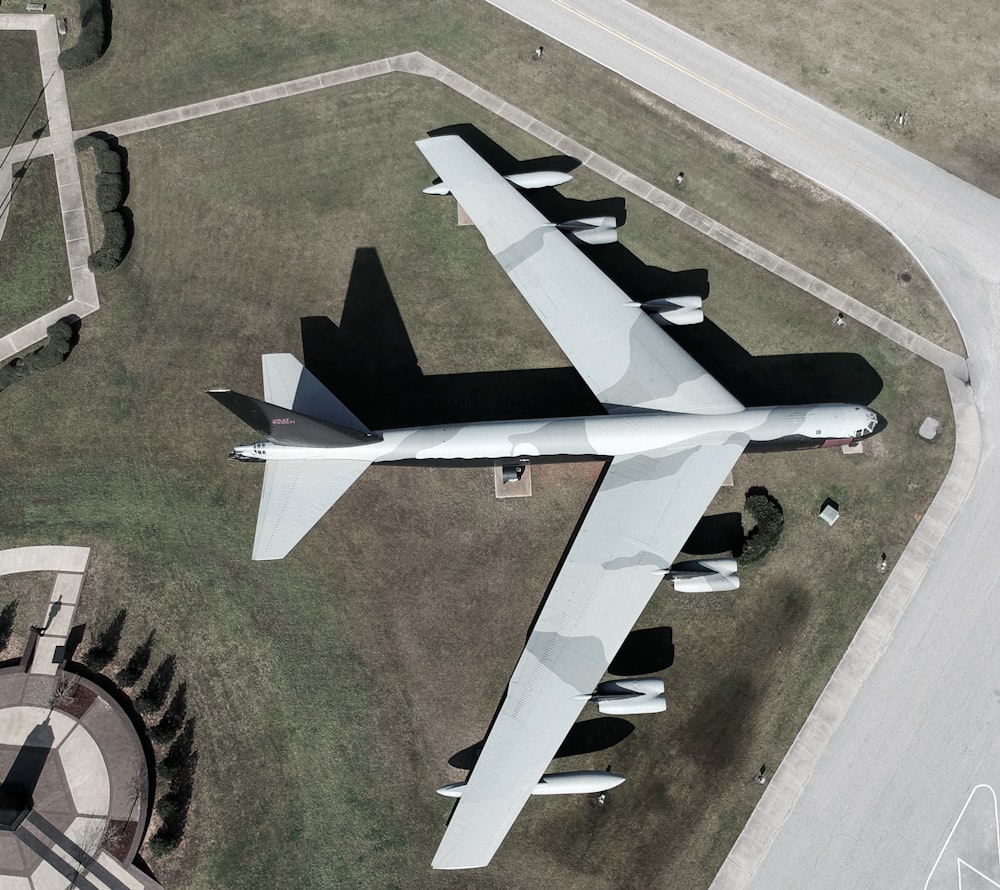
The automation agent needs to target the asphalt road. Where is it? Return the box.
[487,1,1000,887]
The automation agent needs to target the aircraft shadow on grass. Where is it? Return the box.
[425,123,884,408]
[307,132,881,777]
[449,716,636,771]
[301,247,602,430]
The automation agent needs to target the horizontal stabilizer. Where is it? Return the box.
[253,458,370,560]
[208,389,381,448]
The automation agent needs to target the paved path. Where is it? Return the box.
[0,14,98,364]
[2,21,989,885]
[5,48,964,379]
[0,546,159,890]
[483,2,1000,888]
[0,545,91,676]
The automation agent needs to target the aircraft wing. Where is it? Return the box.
[415,135,743,415]
[432,433,748,869]
[252,458,370,560]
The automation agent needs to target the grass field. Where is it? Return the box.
[54,0,964,356]
[637,0,1000,198]
[0,32,48,149]
[0,72,954,889]
[0,156,73,335]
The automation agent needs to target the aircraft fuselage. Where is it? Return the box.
[231,403,884,463]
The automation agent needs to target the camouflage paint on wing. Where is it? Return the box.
[416,135,744,416]
[432,434,748,869]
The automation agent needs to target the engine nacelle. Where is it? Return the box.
[577,677,667,714]
[556,215,619,245]
[640,295,704,326]
[666,558,739,593]
[504,169,574,189]
[438,770,624,798]
[424,169,573,196]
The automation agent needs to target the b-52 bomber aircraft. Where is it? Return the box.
[209,133,886,869]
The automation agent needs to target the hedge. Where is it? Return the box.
[95,172,125,212]
[76,133,131,273]
[0,321,76,394]
[88,210,128,273]
[58,0,108,70]
[740,490,785,564]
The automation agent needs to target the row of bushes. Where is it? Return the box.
[80,609,196,857]
[0,320,75,393]
[75,134,131,273]
[59,0,109,70]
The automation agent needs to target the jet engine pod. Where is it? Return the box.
[504,169,574,189]
[590,677,667,715]
[437,770,625,798]
[556,215,619,245]
[669,558,739,593]
[641,295,704,326]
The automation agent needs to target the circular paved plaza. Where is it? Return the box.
[0,667,156,890]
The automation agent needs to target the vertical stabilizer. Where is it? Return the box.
[262,353,370,433]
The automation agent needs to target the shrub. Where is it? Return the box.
[116,631,155,688]
[75,134,122,174]
[88,211,128,273]
[740,489,785,564]
[155,791,188,823]
[136,654,176,714]
[150,681,187,744]
[147,829,181,857]
[23,320,73,373]
[95,172,124,212]
[0,600,17,653]
[0,322,76,394]
[158,718,196,782]
[58,0,108,70]
[82,608,127,671]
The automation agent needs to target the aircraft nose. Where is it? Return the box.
[869,411,888,436]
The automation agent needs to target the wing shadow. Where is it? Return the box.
[301,247,601,429]
[608,627,675,676]
[448,716,636,770]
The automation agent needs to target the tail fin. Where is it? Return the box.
[207,389,382,447]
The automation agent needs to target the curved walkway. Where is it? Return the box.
[0,671,159,890]
[481,2,1000,888]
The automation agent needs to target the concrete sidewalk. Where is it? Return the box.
[0,14,98,364]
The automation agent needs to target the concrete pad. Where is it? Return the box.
[95,852,156,890]
[841,441,864,454]
[494,463,532,498]
[29,856,77,890]
[0,706,76,746]
[58,725,110,815]
[0,547,90,575]
[61,208,89,243]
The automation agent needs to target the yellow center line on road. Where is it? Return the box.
[548,0,916,197]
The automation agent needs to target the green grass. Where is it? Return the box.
[0,157,73,335]
[56,0,965,356]
[0,73,954,889]
[636,0,1000,198]
[0,32,48,148]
